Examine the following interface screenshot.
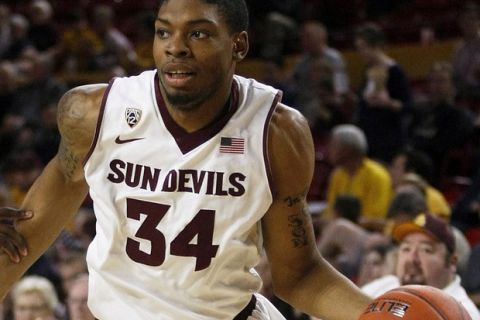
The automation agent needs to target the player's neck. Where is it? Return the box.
[164,81,233,133]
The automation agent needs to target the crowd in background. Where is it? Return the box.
[1,0,480,319]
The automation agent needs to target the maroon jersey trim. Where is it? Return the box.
[83,79,116,166]
[154,73,239,154]
[263,90,283,196]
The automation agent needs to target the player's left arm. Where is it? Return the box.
[262,103,371,320]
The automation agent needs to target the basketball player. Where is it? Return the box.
[0,0,371,319]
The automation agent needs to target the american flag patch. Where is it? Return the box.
[220,137,245,154]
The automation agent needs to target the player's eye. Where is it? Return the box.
[156,29,170,39]
[191,30,209,39]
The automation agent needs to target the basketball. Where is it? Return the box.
[358,285,472,320]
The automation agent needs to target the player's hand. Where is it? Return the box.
[0,208,33,263]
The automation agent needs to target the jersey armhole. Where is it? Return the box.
[263,90,283,196]
[82,78,117,166]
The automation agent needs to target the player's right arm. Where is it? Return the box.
[0,84,107,300]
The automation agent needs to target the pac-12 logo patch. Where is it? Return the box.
[125,108,142,128]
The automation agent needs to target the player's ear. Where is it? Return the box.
[232,31,249,61]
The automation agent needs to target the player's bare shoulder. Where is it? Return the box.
[268,103,315,197]
[57,84,107,149]
[57,84,107,180]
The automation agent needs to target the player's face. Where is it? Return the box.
[396,233,455,289]
[153,0,243,111]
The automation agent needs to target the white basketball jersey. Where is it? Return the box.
[83,70,282,319]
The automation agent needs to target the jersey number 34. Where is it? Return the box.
[125,198,219,271]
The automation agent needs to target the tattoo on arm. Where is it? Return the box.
[283,190,307,207]
[58,141,79,180]
[284,196,301,207]
[57,90,88,180]
[288,214,308,248]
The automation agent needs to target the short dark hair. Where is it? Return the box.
[333,194,362,223]
[402,148,434,185]
[387,189,427,219]
[355,22,385,47]
[158,0,249,34]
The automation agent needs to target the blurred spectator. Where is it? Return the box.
[396,172,451,220]
[453,2,480,114]
[54,10,100,73]
[356,243,396,287]
[407,61,474,182]
[26,0,58,53]
[451,170,480,234]
[246,0,300,59]
[290,20,351,132]
[389,147,434,187]
[0,183,12,207]
[260,57,295,105]
[11,275,63,320]
[0,61,21,123]
[389,148,452,219]
[132,10,156,70]
[91,4,138,74]
[11,51,67,126]
[55,251,88,297]
[0,3,11,57]
[1,149,42,206]
[419,25,436,47]
[34,100,60,165]
[71,207,96,250]
[66,274,94,320]
[388,184,471,276]
[317,194,368,279]
[1,14,33,61]
[361,213,480,319]
[462,244,480,308]
[354,22,412,164]
[326,124,392,223]
[258,7,299,63]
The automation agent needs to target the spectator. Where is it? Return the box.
[0,4,11,57]
[407,61,474,181]
[396,172,451,220]
[317,194,368,278]
[11,50,67,126]
[462,244,480,308]
[354,22,412,164]
[55,251,88,297]
[132,11,156,70]
[26,0,58,53]
[388,185,471,275]
[66,274,95,320]
[11,275,63,320]
[290,20,351,132]
[326,124,392,224]
[53,10,100,73]
[1,14,33,61]
[389,147,435,188]
[361,213,480,319]
[356,243,396,287]
[453,2,480,115]
[91,4,138,74]
[451,169,480,233]
[1,150,43,206]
